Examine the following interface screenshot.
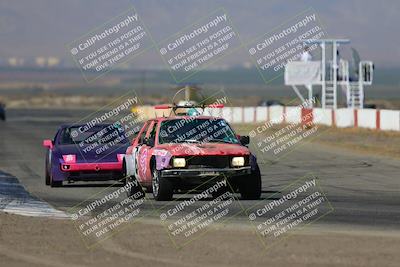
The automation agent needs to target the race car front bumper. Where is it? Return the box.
[160,166,251,178]
[60,162,122,172]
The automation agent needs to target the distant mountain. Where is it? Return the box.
[0,0,399,67]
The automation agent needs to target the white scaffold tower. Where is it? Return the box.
[284,39,374,109]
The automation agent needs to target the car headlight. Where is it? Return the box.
[231,156,245,167]
[173,158,186,168]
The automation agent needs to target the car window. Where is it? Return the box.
[148,122,158,143]
[138,122,149,144]
[158,118,239,144]
[54,131,59,143]
[59,124,127,145]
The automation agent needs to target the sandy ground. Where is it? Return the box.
[1,213,399,267]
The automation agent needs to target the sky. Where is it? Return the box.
[0,0,398,67]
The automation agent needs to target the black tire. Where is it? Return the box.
[49,169,62,188]
[145,186,153,193]
[121,161,128,185]
[45,151,51,185]
[126,175,145,199]
[238,166,261,200]
[45,169,50,186]
[124,160,145,199]
[125,175,133,197]
[152,168,173,201]
[50,177,62,188]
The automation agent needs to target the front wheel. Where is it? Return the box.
[238,166,261,200]
[152,169,173,201]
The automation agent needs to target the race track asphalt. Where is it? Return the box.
[1,108,399,230]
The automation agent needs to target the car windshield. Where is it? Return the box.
[158,118,239,144]
[59,124,127,145]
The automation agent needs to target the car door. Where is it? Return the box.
[125,122,148,178]
[137,121,156,183]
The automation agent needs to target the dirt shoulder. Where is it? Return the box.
[1,212,399,267]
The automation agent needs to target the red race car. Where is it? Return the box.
[123,104,261,201]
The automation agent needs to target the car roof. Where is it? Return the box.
[151,115,223,123]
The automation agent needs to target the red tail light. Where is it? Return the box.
[62,154,76,163]
[208,104,224,108]
[154,105,172,109]
[117,154,125,162]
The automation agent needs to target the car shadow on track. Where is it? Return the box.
[62,183,124,188]
[152,190,283,202]
[261,190,282,200]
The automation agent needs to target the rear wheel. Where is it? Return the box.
[45,151,51,185]
[50,174,62,187]
[122,161,128,185]
[238,166,261,200]
[45,169,50,186]
[124,160,145,199]
[152,168,173,201]
[126,175,145,199]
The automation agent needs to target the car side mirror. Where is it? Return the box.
[144,137,155,147]
[239,135,250,145]
[43,139,53,149]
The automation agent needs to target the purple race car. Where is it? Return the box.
[43,123,129,187]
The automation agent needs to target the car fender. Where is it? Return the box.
[125,145,141,177]
[50,152,68,182]
[249,153,259,171]
[153,149,172,170]
[125,153,136,177]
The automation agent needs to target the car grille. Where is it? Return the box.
[185,156,231,169]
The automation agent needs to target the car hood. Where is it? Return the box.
[156,142,250,156]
